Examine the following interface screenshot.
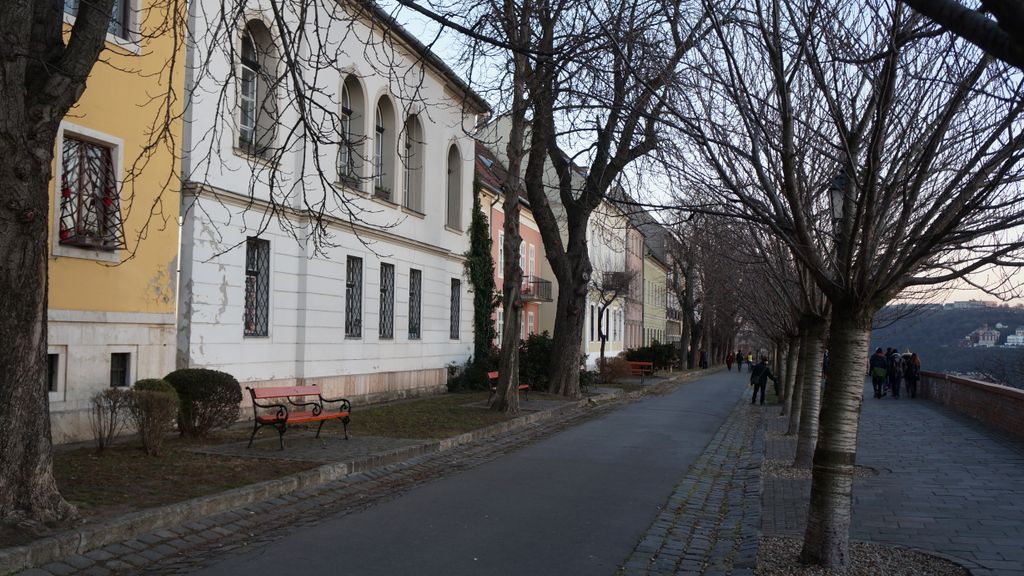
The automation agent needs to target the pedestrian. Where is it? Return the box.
[726,352,735,371]
[750,356,779,405]
[904,352,921,399]
[869,347,887,399]
[699,349,708,369]
[887,347,904,399]
[746,352,754,372]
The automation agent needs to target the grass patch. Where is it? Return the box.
[344,391,526,438]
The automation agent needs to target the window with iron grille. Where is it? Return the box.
[346,256,363,337]
[244,238,270,337]
[110,353,130,388]
[58,136,124,251]
[379,263,394,339]
[64,0,131,38]
[408,269,421,339]
[450,279,461,340]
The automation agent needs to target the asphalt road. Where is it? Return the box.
[190,370,747,576]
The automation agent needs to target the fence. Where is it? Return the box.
[919,371,1024,440]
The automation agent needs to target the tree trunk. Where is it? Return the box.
[547,252,589,398]
[687,322,701,369]
[492,182,523,414]
[780,335,799,417]
[785,334,806,435]
[793,317,827,468]
[598,306,607,378]
[0,142,77,524]
[800,310,872,567]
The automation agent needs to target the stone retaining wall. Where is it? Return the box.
[918,371,1024,440]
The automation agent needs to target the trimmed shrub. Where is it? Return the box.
[164,368,242,437]
[625,341,678,370]
[129,379,179,456]
[447,358,492,392]
[520,331,554,391]
[89,388,131,452]
[602,356,632,380]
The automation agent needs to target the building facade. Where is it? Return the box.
[48,1,183,442]
[643,255,668,345]
[178,2,487,405]
[624,227,645,350]
[475,143,553,347]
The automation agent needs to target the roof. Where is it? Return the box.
[611,190,672,267]
[474,140,529,205]
[356,0,490,114]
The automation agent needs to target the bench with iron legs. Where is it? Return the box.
[626,361,654,383]
[487,371,530,403]
[245,385,351,450]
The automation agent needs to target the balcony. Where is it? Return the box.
[602,271,632,291]
[521,276,553,302]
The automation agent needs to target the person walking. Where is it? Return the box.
[904,352,921,399]
[750,356,778,406]
[726,352,735,371]
[869,347,887,399]
[746,352,754,372]
[887,347,904,399]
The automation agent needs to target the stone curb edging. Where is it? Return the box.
[2,379,687,575]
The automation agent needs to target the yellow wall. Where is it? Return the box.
[48,3,183,314]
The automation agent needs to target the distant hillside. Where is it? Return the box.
[869,305,1024,388]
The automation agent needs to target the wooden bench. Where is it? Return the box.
[626,361,654,383]
[487,371,530,403]
[245,386,351,450]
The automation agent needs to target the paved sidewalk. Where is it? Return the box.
[619,390,764,576]
[763,380,1024,575]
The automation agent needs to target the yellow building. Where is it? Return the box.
[643,254,668,345]
[47,1,183,442]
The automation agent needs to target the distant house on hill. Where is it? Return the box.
[946,300,998,310]
[1006,327,1024,347]
[969,325,1000,347]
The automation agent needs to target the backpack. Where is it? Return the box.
[888,353,903,377]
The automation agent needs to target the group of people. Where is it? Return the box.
[869,347,922,400]
[726,351,754,372]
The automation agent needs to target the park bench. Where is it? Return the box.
[626,361,654,383]
[487,371,530,403]
[245,385,351,450]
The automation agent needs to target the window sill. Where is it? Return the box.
[444,224,464,235]
[243,334,270,339]
[345,335,362,340]
[370,194,398,208]
[334,177,367,195]
[51,242,121,264]
[401,206,425,219]
[233,146,279,168]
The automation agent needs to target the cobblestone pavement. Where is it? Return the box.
[18,393,667,576]
[618,390,764,576]
[763,380,1024,576]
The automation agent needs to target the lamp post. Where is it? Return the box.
[829,170,847,223]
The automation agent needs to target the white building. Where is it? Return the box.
[1005,327,1024,347]
[178,2,488,403]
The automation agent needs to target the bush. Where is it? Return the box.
[579,368,598,392]
[164,368,242,437]
[129,379,179,456]
[601,356,633,380]
[447,358,492,392]
[625,341,678,370]
[89,388,131,452]
[520,331,554,390]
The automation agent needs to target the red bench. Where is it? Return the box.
[487,371,530,403]
[626,361,654,383]
[245,385,351,450]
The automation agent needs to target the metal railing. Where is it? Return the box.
[521,276,553,302]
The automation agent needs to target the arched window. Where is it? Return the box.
[337,75,365,185]
[373,97,396,200]
[238,21,278,156]
[403,115,423,212]
[446,144,462,229]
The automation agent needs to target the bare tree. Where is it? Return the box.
[591,267,637,374]
[668,0,1024,566]
[898,0,1024,71]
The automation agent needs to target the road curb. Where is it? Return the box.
[1,386,645,574]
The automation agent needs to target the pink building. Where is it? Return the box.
[475,143,553,345]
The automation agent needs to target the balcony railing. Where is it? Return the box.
[521,276,553,302]
[602,271,632,291]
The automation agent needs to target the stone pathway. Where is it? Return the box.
[763,381,1024,576]
[619,391,764,576]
